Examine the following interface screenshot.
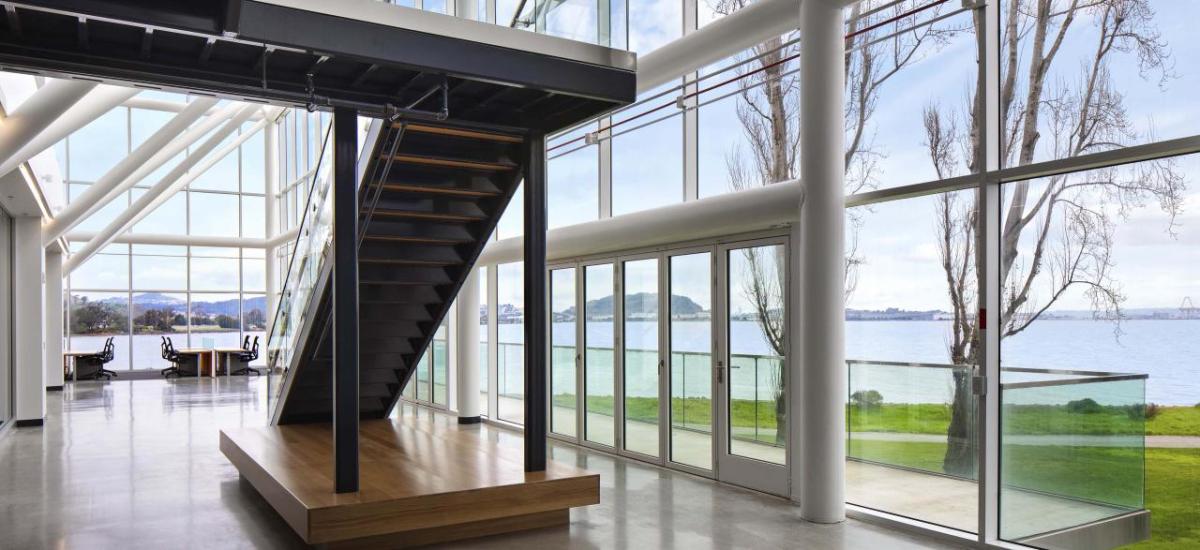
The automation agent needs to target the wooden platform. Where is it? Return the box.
[220,416,599,548]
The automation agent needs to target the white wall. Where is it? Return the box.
[13,216,45,422]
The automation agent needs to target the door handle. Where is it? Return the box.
[716,360,725,384]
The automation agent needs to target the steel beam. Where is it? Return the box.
[522,132,547,472]
[331,106,360,493]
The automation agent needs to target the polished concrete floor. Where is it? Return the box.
[0,378,960,549]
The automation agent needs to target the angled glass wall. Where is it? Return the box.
[60,92,269,371]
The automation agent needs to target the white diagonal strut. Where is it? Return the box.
[42,96,218,245]
[63,104,263,274]
[0,79,97,177]
[2,85,141,181]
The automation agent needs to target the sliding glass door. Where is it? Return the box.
[546,237,789,496]
[621,256,661,459]
[668,251,713,472]
[582,262,616,448]
[550,267,577,437]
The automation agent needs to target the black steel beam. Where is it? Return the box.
[523,132,547,473]
[233,0,635,105]
[332,106,360,494]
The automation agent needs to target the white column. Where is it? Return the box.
[792,0,846,523]
[264,116,279,327]
[454,0,478,19]
[12,217,45,423]
[2,85,139,181]
[455,268,482,421]
[0,79,96,178]
[44,249,64,389]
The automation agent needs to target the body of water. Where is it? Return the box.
[492,319,1198,405]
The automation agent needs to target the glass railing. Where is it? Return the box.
[378,0,625,49]
[844,359,1148,540]
[1000,370,1147,541]
[265,123,334,410]
[493,342,783,446]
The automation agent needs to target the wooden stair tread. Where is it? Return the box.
[361,209,486,222]
[379,183,501,198]
[401,122,524,144]
[384,154,517,172]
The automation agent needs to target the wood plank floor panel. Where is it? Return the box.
[220,416,599,545]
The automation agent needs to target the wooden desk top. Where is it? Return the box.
[63,351,96,357]
[176,348,212,354]
[214,347,249,353]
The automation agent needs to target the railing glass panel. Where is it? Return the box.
[265,123,333,411]
[1000,374,1147,541]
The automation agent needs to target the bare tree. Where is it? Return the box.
[924,0,1182,476]
[714,0,954,446]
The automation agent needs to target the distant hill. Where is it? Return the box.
[86,293,267,315]
[565,293,704,318]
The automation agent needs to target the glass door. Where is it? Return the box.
[668,251,714,473]
[549,267,578,438]
[582,262,617,448]
[620,255,663,460]
[716,239,789,495]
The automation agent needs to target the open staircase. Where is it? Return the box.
[269,119,524,424]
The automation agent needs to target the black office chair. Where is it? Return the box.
[231,337,261,376]
[160,336,198,378]
[76,337,117,380]
[242,335,251,350]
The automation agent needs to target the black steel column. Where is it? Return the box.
[332,107,360,493]
[523,132,547,472]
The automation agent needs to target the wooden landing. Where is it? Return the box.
[220,416,599,548]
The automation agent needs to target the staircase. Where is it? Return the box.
[269,119,524,424]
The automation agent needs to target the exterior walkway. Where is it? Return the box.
[0,378,956,549]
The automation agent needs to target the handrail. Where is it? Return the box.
[845,359,1147,389]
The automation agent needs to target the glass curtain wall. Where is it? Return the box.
[61,92,268,370]
[840,0,1199,547]
[67,246,267,370]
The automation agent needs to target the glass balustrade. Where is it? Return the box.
[844,359,1148,538]
[265,123,333,410]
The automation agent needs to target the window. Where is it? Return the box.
[191,256,240,291]
[132,255,187,290]
[612,83,684,216]
[627,0,681,55]
[1000,0,1193,166]
[548,124,599,229]
[844,191,979,533]
[69,108,128,181]
[496,262,524,423]
[997,156,1198,544]
[189,192,240,237]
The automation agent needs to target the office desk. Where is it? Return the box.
[175,348,216,377]
[63,351,96,381]
[213,348,248,376]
